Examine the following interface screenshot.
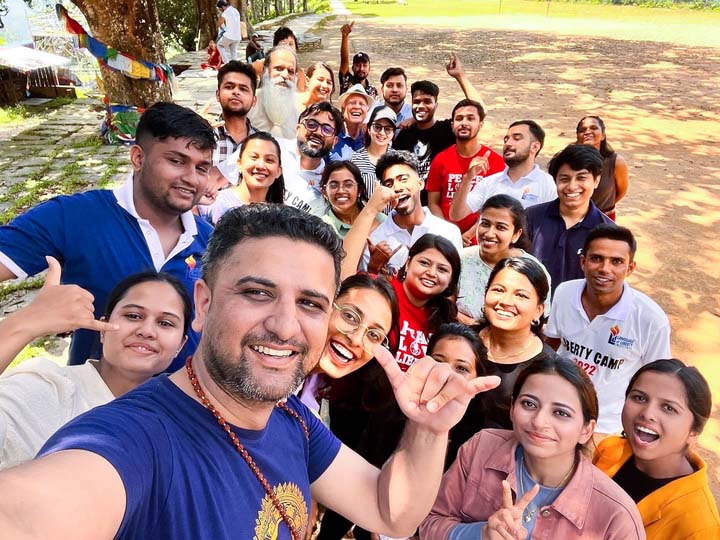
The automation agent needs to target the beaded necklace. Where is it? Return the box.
[185,357,308,540]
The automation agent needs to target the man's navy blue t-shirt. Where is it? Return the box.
[39,376,342,540]
[525,198,614,294]
[0,189,212,370]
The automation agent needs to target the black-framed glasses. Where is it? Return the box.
[333,303,389,354]
[325,180,358,192]
[302,118,336,137]
[370,123,394,136]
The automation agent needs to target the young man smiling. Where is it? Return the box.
[279,102,343,216]
[0,103,214,370]
[360,151,462,274]
[0,204,500,540]
[394,53,483,182]
[525,144,614,293]
[545,224,671,436]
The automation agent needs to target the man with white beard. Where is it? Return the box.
[248,45,300,139]
[278,102,343,217]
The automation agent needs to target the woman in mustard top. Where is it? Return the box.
[594,359,720,540]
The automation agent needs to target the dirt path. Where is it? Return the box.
[304,16,720,492]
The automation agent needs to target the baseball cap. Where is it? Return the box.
[370,105,397,126]
[339,83,373,109]
[353,52,370,64]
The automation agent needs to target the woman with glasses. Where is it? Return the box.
[320,161,386,239]
[350,106,397,198]
[205,132,284,225]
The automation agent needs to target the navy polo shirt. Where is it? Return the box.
[328,128,364,162]
[525,199,614,294]
[0,189,212,371]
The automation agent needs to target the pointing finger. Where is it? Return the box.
[482,150,491,159]
[84,319,120,333]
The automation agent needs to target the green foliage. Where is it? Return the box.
[157,0,198,52]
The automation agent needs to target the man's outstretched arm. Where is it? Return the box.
[339,21,354,77]
[446,53,486,111]
[0,450,126,539]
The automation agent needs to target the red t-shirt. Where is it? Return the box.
[425,144,505,233]
[390,278,432,372]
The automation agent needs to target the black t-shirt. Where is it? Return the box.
[393,119,455,180]
[613,457,688,503]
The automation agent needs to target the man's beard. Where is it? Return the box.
[503,147,531,166]
[259,72,299,132]
[203,330,310,403]
[298,137,331,159]
[222,102,250,119]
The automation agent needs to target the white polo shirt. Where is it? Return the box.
[545,279,671,434]
[360,207,463,273]
[277,138,329,217]
[467,164,557,211]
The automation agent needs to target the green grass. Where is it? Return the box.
[0,105,30,126]
[344,0,720,22]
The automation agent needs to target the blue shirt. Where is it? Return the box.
[0,187,212,370]
[525,199,614,294]
[39,376,342,540]
[329,128,365,162]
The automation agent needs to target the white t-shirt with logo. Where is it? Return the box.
[466,164,557,211]
[545,279,671,434]
[277,138,329,217]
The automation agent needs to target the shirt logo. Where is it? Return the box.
[185,255,203,281]
[608,325,635,349]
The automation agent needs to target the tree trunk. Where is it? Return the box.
[195,0,218,50]
[289,0,294,14]
[71,0,171,107]
[239,0,253,34]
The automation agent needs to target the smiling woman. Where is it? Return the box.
[421,354,645,540]
[0,271,190,470]
[594,359,720,539]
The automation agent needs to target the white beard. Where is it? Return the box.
[256,73,299,138]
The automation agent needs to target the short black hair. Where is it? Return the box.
[380,67,407,84]
[202,204,344,289]
[135,102,215,151]
[410,80,439,99]
[548,144,603,180]
[298,101,343,136]
[216,0,228,7]
[451,98,485,121]
[508,119,545,154]
[375,150,420,180]
[273,26,298,49]
[104,271,192,335]
[583,223,635,260]
[217,60,258,94]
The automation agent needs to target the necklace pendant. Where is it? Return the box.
[524,513,532,523]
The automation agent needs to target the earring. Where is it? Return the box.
[398,267,407,282]
[531,318,540,326]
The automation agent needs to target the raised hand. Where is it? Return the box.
[483,480,540,540]
[368,181,398,212]
[366,240,403,275]
[445,52,464,79]
[375,346,500,434]
[341,21,354,36]
[22,256,119,338]
[466,150,492,179]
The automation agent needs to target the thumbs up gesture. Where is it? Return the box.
[22,256,119,338]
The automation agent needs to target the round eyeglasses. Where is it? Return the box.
[302,118,337,137]
[333,303,389,354]
[370,123,395,136]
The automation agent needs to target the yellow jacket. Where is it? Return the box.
[594,436,720,540]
